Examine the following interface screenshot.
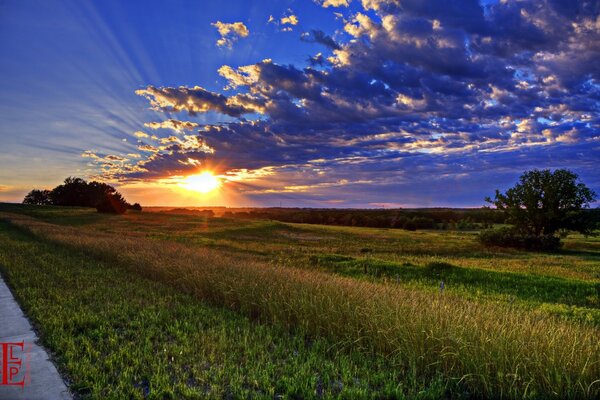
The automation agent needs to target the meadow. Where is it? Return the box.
[0,203,598,399]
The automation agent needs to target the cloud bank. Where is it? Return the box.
[86,0,600,206]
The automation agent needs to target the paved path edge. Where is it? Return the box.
[0,272,72,400]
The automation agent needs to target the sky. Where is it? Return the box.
[0,0,598,208]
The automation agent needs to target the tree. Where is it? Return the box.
[23,176,137,214]
[95,191,129,214]
[22,189,52,205]
[49,177,91,206]
[486,169,597,237]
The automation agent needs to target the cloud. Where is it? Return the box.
[211,21,249,48]
[281,15,299,26]
[81,150,100,159]
[135,85,264,117]
[301,30,341,50]
[86,0,600,206]
[319,0,350,7]
[144,119,199,133]
[133,131,149,138]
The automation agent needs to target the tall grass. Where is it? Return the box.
[3,212,599,399]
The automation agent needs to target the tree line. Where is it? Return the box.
[23,177,141,214]
[223,169,598,250]
[223,208,505,231]
[21,169,599,251]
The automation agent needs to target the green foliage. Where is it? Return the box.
[486,169,597,237]
[479,227,562,251]
[224,207,502,231]
[1,205,599,398]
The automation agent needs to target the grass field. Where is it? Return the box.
[0,203,599,399]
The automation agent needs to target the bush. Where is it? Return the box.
[479,227,562,251]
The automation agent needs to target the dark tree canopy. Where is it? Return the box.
[486,169,597,237]
[23,177,140,214]
[96,191,128,214]
[22,189,52,205]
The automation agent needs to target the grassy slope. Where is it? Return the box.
[0,204,599,399]
[4,204,596,323]
[0,220,434,399]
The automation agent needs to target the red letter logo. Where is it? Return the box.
[0,341,28,387]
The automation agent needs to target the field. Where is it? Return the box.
[0,203,599,399]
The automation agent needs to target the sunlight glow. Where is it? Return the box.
[180,172,221,193]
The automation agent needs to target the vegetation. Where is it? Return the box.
[22,189,52,205]
[0,220,411,398]
[483,169,597,250]
[22,176,141,214]
[0,203,599,399]
[221,207,506,231]
[478,227,562,252]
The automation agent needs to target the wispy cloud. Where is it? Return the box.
[144,119,199,134]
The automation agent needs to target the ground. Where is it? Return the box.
[0,203,598,399]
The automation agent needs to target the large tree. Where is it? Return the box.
[486,169,597,237]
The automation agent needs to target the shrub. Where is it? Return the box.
[479,227,561,251]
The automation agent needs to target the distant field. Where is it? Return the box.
[0,203,599,399]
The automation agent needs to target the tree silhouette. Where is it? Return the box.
[22,189,52,205]
[23,177,136,214]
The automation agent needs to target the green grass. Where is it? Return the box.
[0,203,599,399]
[0,220,444,399]
[5,204,596,323]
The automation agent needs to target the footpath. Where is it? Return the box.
[0,274,71,399]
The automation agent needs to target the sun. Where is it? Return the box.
[180,172,221,193]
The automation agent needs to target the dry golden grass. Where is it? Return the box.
[3,212,599,399]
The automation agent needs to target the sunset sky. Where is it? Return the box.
[0,0,598,207]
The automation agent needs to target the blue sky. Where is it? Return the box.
[0,0,598,207]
